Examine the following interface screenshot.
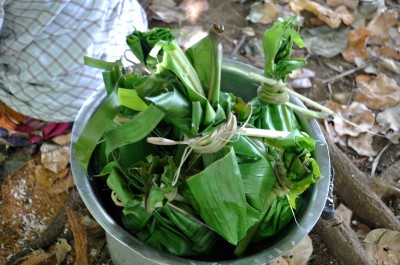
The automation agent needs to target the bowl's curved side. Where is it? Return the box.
[70,59,330,265]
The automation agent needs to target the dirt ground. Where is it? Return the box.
[1,0,400,264]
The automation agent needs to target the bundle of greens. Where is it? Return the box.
[76,17,324,257]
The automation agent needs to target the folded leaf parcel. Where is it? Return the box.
[77,17,324,257]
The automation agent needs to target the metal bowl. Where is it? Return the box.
[71,59,330,265]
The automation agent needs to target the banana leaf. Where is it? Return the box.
[228,135,276,212]
[186,24,224,108]
[252,196,302,241]
[186,146,261,245]
[249,98,300,132]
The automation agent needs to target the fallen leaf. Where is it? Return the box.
[324,120,347,148]
[40,143,70,174]
[53,238,72,264]
[355,223,372,240]
[34,164,70,188]
[268,257,289,265]
[364,228,400,265]
[348,132,378,156]
[342,28,371,63]
[246,1,277,25]
[149,0,187,24]
[379,46,400,60]
[51,132,72,146]
[354,73,400,110]
[335,203,352,226]
[47,173,75,194]
[290,0,341,28]
[379,57,400,75]
[335,5,354,25]
[289,68,315,89]
[179,0,209,22]
[326,101,375,137]
[282,235,313,265]
[302,26,349,58]
[376,104,400,144]
[367,9,398,45]
[326,0,358,10]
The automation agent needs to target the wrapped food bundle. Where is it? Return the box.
[76,17,326,258]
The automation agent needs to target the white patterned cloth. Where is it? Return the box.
[0,0,147,122]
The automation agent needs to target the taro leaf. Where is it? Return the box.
[104,105,165,156]
[186,24,224,108]
[186,146,261,245]
[228,135,276,212]
[364,228,400,264]
[301,26,349,58]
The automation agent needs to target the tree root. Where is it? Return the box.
[8,188,83,265]
[322,127,400,231]
[314,212,375,265]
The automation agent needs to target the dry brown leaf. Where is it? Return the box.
[379,46,400,60]
[52,238,72,263]
[40,143,70,174]
[341,28,371,63]
[367,9,398,44]
[355,223,372,240]
[335,5,354,25]
[335,203,353,226]
[51,132,72,146]
[47,173,75,194]
[268,257,289,265]
[348,132,378,156]
[149,0,186,24]
[354,73,400,110]
[376,104,400,144]
[282,235,313,265]
[289,0,341,28]
[179,0,209,22]
[326,0,358,10]
[364,228,400,265]
[326,101,375,137]
[246,1,278,24]
[379,57,400,75]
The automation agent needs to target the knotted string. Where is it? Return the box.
[147,113,239,186]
